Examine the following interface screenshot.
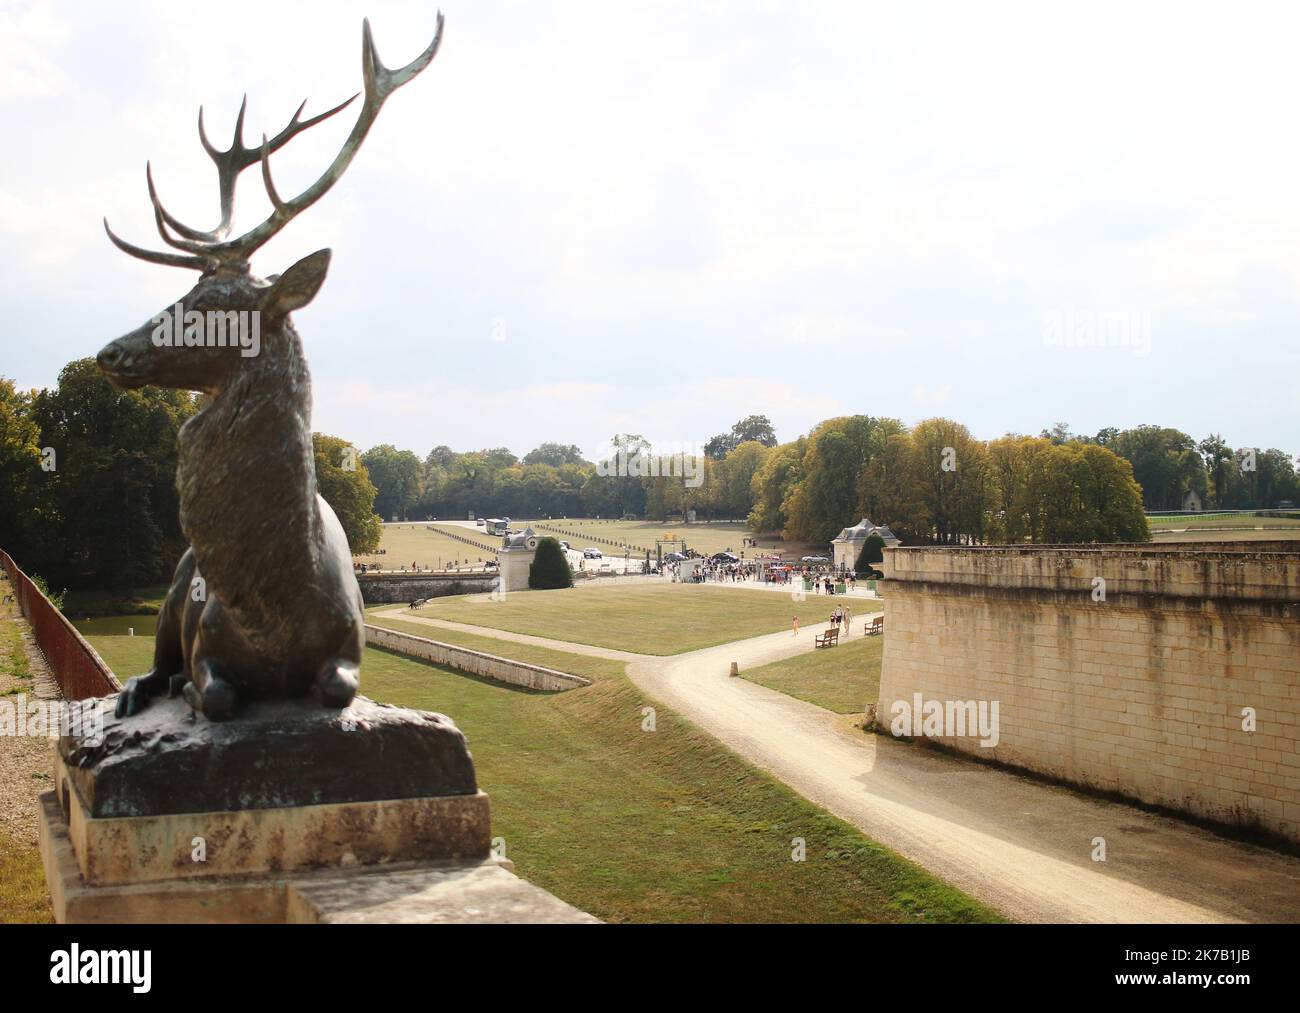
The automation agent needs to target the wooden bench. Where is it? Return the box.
[814,628,839,648]
[864,614,884,636]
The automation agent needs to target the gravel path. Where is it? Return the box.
[391,605,1300,922]
[0,580,60,848]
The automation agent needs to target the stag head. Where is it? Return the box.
[97,13,444,392]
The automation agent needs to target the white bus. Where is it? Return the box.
[484,518,509,536]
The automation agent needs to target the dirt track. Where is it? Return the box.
[626,615,1300,923]
[380,602,1300,923]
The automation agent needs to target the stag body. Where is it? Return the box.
[98,15,444,721]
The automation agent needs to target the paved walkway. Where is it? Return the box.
[383,604,1300,923]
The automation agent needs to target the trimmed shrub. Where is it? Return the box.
[529,537,573,589]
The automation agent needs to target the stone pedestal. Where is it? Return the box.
[497,528,539,593]
[41,693,597,923]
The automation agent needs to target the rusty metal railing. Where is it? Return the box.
[0,549,121,700]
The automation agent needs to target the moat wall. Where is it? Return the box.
[878,543,1300,842]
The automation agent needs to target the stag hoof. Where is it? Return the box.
[114,670,172,718]
[114,677,150,718]
[315,661,360,709]
[183,675,237,722]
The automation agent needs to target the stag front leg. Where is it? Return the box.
[181,596,241,721]
[314,613,362,709]
[184,656,238,722]
[314,658,360,709]
[115,549,194,718]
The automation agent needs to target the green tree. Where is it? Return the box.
[528,536,573,589]
[523,443,586,467]
[0,378,43,558]
[362,444,425,520]
[314,434,383,554]
[747,438,805,533]
[705,414,778,459]
[28,359,198,591]
[782,416,904,543]
[716,440,771,518]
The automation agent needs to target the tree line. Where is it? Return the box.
[3,362,1295,592]
[0,361,383,593]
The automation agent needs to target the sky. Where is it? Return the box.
[2,0,1298,462]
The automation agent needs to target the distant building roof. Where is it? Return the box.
[832,518,901,547]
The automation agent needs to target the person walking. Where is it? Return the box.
[792,615,800,636]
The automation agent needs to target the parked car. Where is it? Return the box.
[710,551,740,564]
[583,548,603,559]
[476,518,485,526]
[560,541,571,551]
[801,555,830,563]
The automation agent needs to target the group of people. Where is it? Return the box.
[791,605,852,636]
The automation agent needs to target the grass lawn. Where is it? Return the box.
[0,831,51,923]
[62,584,170,618]
[83,629,1001,923]
[526,518,824,559]
[407,583,877,655]
[1150,528,1300,542]
[358,523,500,572]
[744,635,884,714]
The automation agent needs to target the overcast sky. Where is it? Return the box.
[3,0,1298,460]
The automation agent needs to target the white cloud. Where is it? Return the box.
[2,0,1298,453]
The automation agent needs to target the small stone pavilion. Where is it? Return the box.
[831,518,900,571]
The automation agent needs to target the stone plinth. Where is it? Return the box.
[40,793,597,924]
[60,695,477,818]
[42,689,598,923]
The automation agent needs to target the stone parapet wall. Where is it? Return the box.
[878,544,1300,842]
[357,571,498,604]
[365,625,591,692]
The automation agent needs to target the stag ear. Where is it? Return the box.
[262,249,332,319]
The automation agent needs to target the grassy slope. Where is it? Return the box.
[743,635,884,715]
[407,583,877,655]
[0,831,51,923]
[85,631,1001,923]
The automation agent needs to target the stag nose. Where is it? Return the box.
[96,343,124,371]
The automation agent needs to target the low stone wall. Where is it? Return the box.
[357,571,498,605]
[364,625,591,692]
[878,543,1300,842]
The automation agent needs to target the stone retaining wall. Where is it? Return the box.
[878,543,1300,842]
[364,625,591,692]
[357,572,498,605]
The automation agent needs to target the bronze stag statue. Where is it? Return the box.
[97,14,444,721]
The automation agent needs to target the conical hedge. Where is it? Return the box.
[529,536,574,589]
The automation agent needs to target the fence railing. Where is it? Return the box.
[0,549,121,700]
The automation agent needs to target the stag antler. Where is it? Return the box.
[105,12,444,272]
